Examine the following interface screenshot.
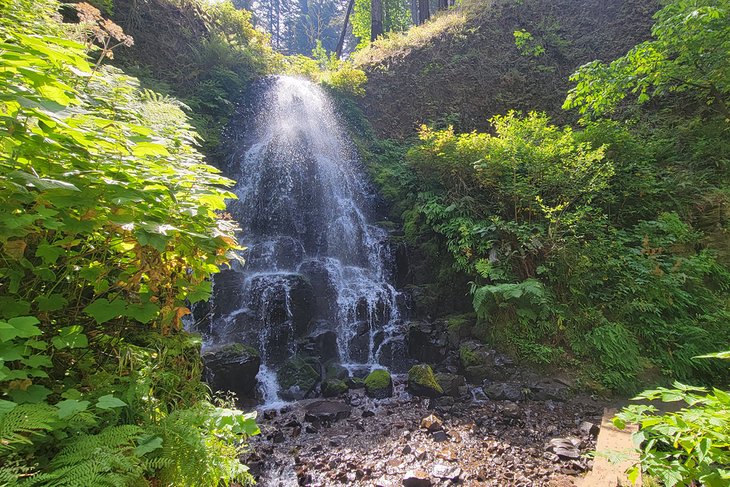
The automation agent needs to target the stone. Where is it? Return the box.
[277,357,320,400]
[420,414,443,432]
[484,382,524,401]
[579,421,600,437]
[321,378,348,397]
[548,438,581,459]
[432,463,461,480]
[435,373,467,397]
[431,430,449,442]
[501,401,521,418]
[364,369,393,399]
[407,322,445,363]
[529,378,572,402]
[308,329,339,362]
[201,342,261,399]
[402,470,431,487]
[325,362,350,380]
[407,364,443,398]
[303,400,352,424]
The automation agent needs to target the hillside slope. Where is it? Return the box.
[355,0,658,138]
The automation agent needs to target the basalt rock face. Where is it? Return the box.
[201,343,261,398]
[200,77,404,403]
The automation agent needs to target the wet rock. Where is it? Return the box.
[407,321,445,363]
[304,400,352,424]
[307,329,339,362]
[435,373,467,397]
[201,342,260,399]
[483,382,524,401]
[420,414,443,432]
[432,463,461,480]
[364,369,393,399]
[277,357,320,400]
[402,469,431,487]
[407,364,443,398]
[325,362,350,380]
[322,378,348,397]
[362,409,376,418]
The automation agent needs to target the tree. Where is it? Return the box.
[564,0,729,119]
[371,0,383,40]
[417,0,429,23]
[336,0,355,57]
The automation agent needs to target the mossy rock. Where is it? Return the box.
[202,342,260,399]
[459,345,481,368]
[277,357,319,399]
[364,369,393,399]
[325,362,350,381]
[447,313,476,346]
[322,378,349,397]
[407,364,443,398]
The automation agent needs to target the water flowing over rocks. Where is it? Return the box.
[200,76,402,403]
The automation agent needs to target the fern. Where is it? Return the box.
[26,425,147,487]
[0,404,57,451]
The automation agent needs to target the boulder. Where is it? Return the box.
[407,364,443,398]
[407,321,445,364]
[303,400,352,424]
[528,378,572,401]
[364,369,393,399]
[484,382,524,402]
[321,378,348,397]
[277,356,320,400]
[202,343,260,399]
[435,373,467,397]
[325,362,350,380]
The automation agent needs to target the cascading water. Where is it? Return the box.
[204,76,404,405]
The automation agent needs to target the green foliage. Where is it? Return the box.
[616,366,730,487]
[0,0,258,484]
[513,29,544,57]
[564,0,730,119]
[352,0,412,49]
[282,45,368,97]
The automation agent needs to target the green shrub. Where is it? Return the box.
[0,1,258,484]
[615,353,730,487]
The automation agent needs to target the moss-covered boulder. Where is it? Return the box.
[325,362,350,381]
[364,369,393,399]
[407,364,443,398]
[322,378,348,397]
[447,313,476,346]
[459,342,492,383]
[202,343,261,400]
[277,357,320,400]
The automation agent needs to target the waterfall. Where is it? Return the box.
[206,76,403,404]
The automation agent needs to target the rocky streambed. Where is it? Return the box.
[244,378,607,486]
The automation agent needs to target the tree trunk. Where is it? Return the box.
[418,0,429,24]
[336,0,355,58]
[410,0,418,24]
[371,0,383,41]
[438,0,448,10]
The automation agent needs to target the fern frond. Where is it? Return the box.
[0,404,56,451]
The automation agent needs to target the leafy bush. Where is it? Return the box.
[0,1,258,484]
[615,353,730,486]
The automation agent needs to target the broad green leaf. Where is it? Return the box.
[51,326,88,349]
[9,385,51,404]
[0,399,18,415]
[56,399,90,419]
[96,394,127,410]
[134,436,163,456]
[0,316,42,342]
[83,299,127,324]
